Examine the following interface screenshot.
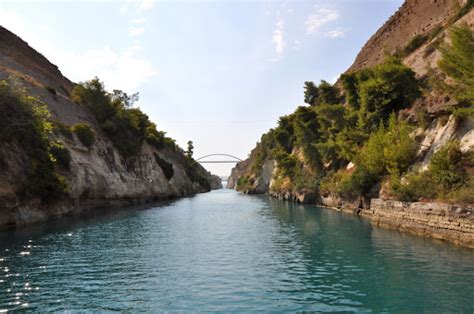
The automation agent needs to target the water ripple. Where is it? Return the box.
[0,189,473,312]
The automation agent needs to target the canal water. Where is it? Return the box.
[1,189,473,312]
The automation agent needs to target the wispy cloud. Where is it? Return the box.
[138,0,154,12]
[305,8,339,35]
[326,29,345,38]
[53,46,155,92]
[0,8,155,92]
[270,13,285,62]
[132,17,147,24]
[129,27,145,37]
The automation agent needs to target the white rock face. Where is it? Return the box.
[418,115,474,170]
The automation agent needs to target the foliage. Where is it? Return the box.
[72,78,176,156]
[49,141,72,170]
[331,115,416,197]
[236,175,254,191]
[438,23,474,105]
[238,58,421,199]
[450,0,474,24]
[303,80,339,106]
[338,165,378,199]
[0,80,66,201]
[111,90,139,108]
[53,121,73,140]
[391,141,473,202]
[72,123,95,148]
[274,150,298,178]
[401,34,428,56]
[154,153,174,180]
[357,56,421,132]
[186,140,194,159]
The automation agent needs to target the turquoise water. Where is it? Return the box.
[0,189,473,312]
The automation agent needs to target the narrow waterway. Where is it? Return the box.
[1,189,473,312]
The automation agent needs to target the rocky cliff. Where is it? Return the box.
[228,0,473,247]
[0,26,220,228]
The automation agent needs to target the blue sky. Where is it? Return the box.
[0,0,403,176]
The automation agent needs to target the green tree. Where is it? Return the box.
[112,90,140,108]
[186,140,194,158]
[303,81,318,105]
[438,23,474,105]
[358,56,420,132]
[304,80,340,106]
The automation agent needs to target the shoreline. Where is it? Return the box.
[267,191,474,249]
[0,192,208,231]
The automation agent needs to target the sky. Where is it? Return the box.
[0,0,403,176]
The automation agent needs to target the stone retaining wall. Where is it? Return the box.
[363,199,474,248]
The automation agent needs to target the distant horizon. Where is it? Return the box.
[0,0,403,176]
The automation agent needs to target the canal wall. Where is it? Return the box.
[322,197,474,249]
[363,199,474,249]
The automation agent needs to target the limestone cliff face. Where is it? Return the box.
[348,0,463,73]
[0,26,220,228]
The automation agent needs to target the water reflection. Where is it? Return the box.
[0,190,473,312]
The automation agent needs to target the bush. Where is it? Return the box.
[438,23,474,104]
[360,115,416,176]
[53,121,73,140]
[303,80,340,106]
[390,141,472,202]
[73,123,95,147]
[339,165,378,199]
[429,141,467,190]
[0,80,67,201]
[357,56,421,132]
[154,153,174,180]
[50,142,72,170]
[402,34,428,56]
[237,175,254,191]
[72,78,176,156]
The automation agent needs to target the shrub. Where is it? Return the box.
[402,34,428,56]
[339,165,378,199]
[357,56,421,132]
[360,115,416,176]
[438,23,474,104]
[53,121,73,140]
[237,175,254,191]
[303,80,340,106]
[72,78,176,156]
[0,80,67,201]
[390,141,472,202]
[275,150,298,178]
[429,141,467,190]
[49,142,72,170]
[73,123,95,147]
[450,0,474,24]
[154,153,174,180]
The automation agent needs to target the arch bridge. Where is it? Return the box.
[195,154,243,164]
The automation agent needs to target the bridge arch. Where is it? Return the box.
[195,154,243,164]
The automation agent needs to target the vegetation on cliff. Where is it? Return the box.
[0,80,67,201]
[71,78,176,157]
[236,24,474,204]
